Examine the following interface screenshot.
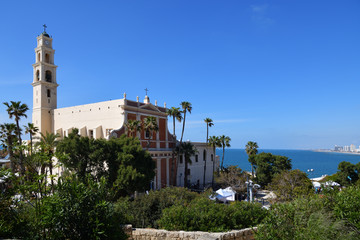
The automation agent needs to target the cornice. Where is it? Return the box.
[31,81,59,87]
[32,62,58,68]
[122,105,168,117]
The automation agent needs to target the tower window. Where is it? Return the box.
[45,70,52,82]
[195,155,198,162]
[203,150,207,161]
[37,53,40,62]
[47,89,51,97]
[36,70,40,81]
[211,154,214,162]
[45,54,50,63]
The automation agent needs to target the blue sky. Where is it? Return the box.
[0,0,359,149]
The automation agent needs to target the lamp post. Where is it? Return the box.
[245,179,253,203]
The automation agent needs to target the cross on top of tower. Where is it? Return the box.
[43,24,47,32]
[145,88,149,96]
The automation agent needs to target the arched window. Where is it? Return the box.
[47,89,51,98]
[203,150,207,161]
[45,70,52,82]
[37,53,40,62]
[45,53,50,63]
[36,70,40,81]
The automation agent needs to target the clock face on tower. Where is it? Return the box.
[45,40,49,45]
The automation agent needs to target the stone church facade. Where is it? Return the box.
[31,29,217,189]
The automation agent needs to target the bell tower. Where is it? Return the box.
[32,25,58,136]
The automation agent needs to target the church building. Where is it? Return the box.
[31,28,217,189]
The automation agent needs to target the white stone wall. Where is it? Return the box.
[53,99,125,139]
[177,142,219,188]
[123,225,257,240]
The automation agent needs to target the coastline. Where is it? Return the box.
[312,149,360,155]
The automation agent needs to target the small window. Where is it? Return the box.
[36,70,40,81]
[203,150,207,161]
[211,154,214,162]
[195,155,198,162]
[89,130,94,139]
[180,155,183,164]
[145,130,151,139]
[37,53,40,62]
[45,53,50,63]
[45,70,52,82]
[47,89,51,97]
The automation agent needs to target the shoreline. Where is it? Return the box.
[312,149,360,155]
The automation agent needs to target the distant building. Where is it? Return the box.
[350,144,356,152]
[334,145,343,152]
[344,145,350,152]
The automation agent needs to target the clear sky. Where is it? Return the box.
[0,0,359,149]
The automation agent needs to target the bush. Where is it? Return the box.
[270,169,314,202]
[256,196,358,240]
[115,187,199,228]
[333,186,360,230]
[40,176,127,240]
[158,198,267,232]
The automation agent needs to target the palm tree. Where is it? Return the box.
[3,101,29,175]
[24,123,39,155]
[208,135,221,187]
[125,119,142,138]
[0,123,17,171]
[219,135,231,170]
[143,116,159,149]
[179,101,192,145]
[203,118,214,188]
[245,141,259,177]
[36,132,59,193]
[166,107,183,185]
[177,141,197,188]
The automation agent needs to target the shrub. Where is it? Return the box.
[115,187,199,228]
[256,196,358,240]
[333,186,360,230]
[158,198,267,232]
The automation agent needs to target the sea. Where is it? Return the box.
[216,149,360,178]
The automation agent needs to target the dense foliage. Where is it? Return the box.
[57,130,155,197]
[254,152,292,187]
[158,198,268,232]
[215,165,248,193]
[256,186,360,240]
[270,169,313,202]
[116,187,199,228]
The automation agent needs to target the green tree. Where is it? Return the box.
[203,118,214,188]
[179,101,192,144]
[35,132,59,193]
[270,169,313,202]
[57,130,155,198]
[143,116,159,149]
[124,119,141,138]
[215,165,248,193]
[0,123,17,171]
[333,161,360,186]
[334,185,360,230]
[254,152,292,187]
[166,107,182,185]
[24,123,39,156]
[245,141,258,177]
[208,135,221,187]
[40,175,127,240]
[177,141,197,188]
[3,101,29,175]
[219,135,231,170]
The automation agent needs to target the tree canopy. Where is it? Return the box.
[254,152,292,187]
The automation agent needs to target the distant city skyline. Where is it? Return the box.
[1,0,360,149]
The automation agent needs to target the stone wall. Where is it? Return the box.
[122,225,257,240]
